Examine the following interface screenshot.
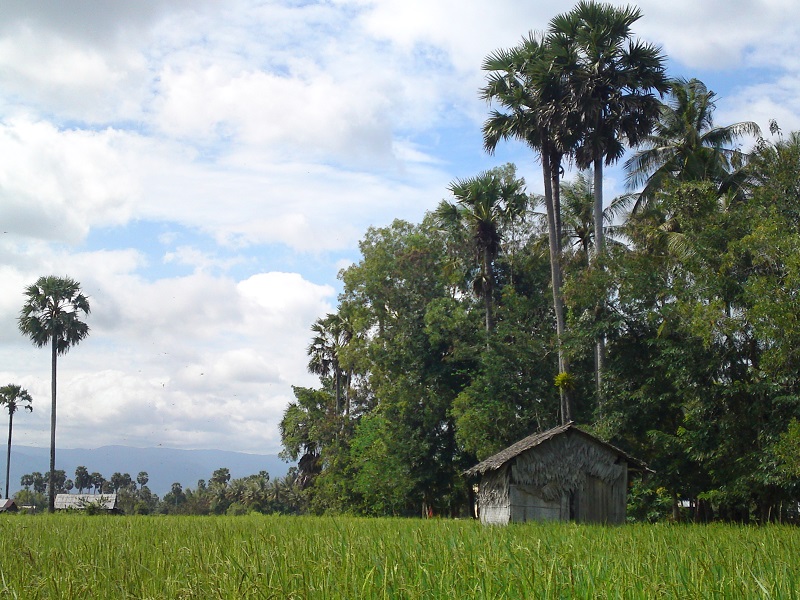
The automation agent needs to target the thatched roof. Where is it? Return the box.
[54,494,118,510]
[464,422,650,477]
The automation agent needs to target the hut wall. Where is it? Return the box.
[477,466,510,525]
[508,484,566,522]
[508,432,628,524]
[573,464,628,524]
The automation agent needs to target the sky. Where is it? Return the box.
[1,0,799,457]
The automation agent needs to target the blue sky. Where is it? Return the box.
[1,0,798,459]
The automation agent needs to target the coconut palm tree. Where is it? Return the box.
[559,172,628,260]
[18,275,90,512]
[481,32,577,422]
[0,384,33,499]
[625,78,761,211]
[434,169,528,335]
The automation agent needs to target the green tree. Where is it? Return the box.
[74,466,91,493]
[549,1,668,257]
[625,78,761,210]
[481,33,575,422]
[0,384,33,498]
[90,472,104,494]
[435,167,528,335]
[307,313,354,418]
[110,472,133,492]
[18,275,90,512]
[46,469,68,495]
[210,467,231,488]
[342,217,476,516]
[548,2,668,405]
[279,386,333,491]
[136,471,149,488]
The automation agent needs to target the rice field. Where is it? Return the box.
[0,514,798,599]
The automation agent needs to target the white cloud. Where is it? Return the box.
[3,266,333,453]
[2,0,800,458]
[0,118,139,242]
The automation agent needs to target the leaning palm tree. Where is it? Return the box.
[481,32,577,423]
[18,275,90,512]
[434,169,528,335]
[625,78,761,211]
[0,384,33,499]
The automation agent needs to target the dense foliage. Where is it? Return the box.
[281,3,800,521]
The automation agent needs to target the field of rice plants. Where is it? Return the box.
[0,514,798,599]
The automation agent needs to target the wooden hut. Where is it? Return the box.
[465,422,649,525]
[0,498,18,512]
[54,493,118,512]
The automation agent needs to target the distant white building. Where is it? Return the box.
[54,494,118,512]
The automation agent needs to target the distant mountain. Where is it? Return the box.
[3,445,291,498]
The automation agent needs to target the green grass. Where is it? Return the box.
[1,514,799,599]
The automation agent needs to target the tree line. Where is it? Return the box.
[13,465,304,515]
[280,2,800,522]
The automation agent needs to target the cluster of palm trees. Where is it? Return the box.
[479,2,670,423]
[165,469,303,515]
[465,2,759,423]
[2,275,90,511]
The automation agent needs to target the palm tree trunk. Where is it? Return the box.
[49,335,57,513]
[483,245,495,335]
[593,157,606,410]
[593,158,605,257]
[543,152,572,424]
[5,411,12,499]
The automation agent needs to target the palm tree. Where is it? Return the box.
[307,312,354,418]
[481,32,577,422]
[625,78,761,211]
[549,1,669,257]
[547,2,669,407]
[18,275,90,512]
[558,172,628,260]
[0,384,33,499]
[434,169,528,335]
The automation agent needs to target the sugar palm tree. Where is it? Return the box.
[549,1,669,258]
[0,384,33,499]
[481,32,577,422]
[625,78,761,211]
[307,312,354,418]
[547,2,669,408]
[18,275,90,512]
[435,169,528,335]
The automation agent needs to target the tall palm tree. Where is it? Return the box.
[18,275,90,512]
[0,384,33,499]
[548,2,669,408]
[307,312,354,418]
[434,170,528,335]
[625,78,761,211]
[549,1,669,257]
[481,32,577,423]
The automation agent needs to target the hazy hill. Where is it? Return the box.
[4,445,291,498]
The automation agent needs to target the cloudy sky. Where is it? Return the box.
[1,0,798,459]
